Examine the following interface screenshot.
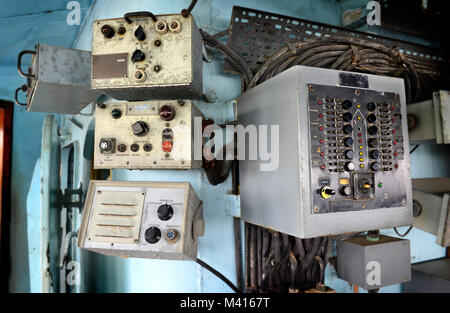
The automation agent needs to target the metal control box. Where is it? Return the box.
[337,235,411,290]
[94,100,203,169]
[237,66,413,238]
[77,181,204,260]
[91,14,203,100]
[15,44,100,113]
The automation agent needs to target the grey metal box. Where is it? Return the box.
[91,14,203,100]
[16,44,100,114]
[77,180,204,261]
[237,66,413,238]
[337,235,411,290]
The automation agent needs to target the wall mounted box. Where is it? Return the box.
[91,14,203,100]
[337,235,411,290]
[237,66,413,238]
[16,44,100,114]
[94,99,203,169]
[77,180,204,260]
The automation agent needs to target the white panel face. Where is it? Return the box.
[94,100,202,169]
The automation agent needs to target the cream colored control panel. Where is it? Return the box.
[91,14,203,100]
[94,100,203,169]
[77,181,204,260]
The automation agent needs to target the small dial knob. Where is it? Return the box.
[131,49,145,63]
[134,25,146,41]
[144,227,162,244]
[344,137,354,147]
[101,25,115,38]
[369,149,380,159]
[341,186,352,196]
[131,121,149,136]
[368,138,378,148]
[345,162,355,172]
[345,150,354,159]
[367,114,377,124]
[343,112,353,122]
[111,108,122,119]
[343,124,353,134]
[99,140,112,151]
[368,126,378,135]
[159,105,176,121]
[342,100,352,110]
[367,102,376,112]
[157,204,174,221]
[371,162,380,171]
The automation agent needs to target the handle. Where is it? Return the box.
[123,11,157,24]
[15,85,28,106]
[17,50,36,78]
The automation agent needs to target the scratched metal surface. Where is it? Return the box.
[2,0,447,293]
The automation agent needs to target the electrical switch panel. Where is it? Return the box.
[94,99,203,169]
[237,66,413,238]
[77,180,204,260]
[91,13,203,100]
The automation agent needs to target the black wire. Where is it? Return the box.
[196,258,241,293]
[410,144,420,154]
[394,226,413,237]
[181,0,198,17]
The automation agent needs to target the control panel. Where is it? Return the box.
[94,100,203,169]
[308,84,407,214]
[91,13,203,101]
[77,181,204,260]
[237,66,413,238]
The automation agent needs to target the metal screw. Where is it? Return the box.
[154,65,161,72]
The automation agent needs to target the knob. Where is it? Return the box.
[99,140,112,151]
[320,186,335,199]
[131,50,145,63]
[343,112,353,122]
[367,102,376,112]
[342,100,352,110]
[368,138,378,148]
[371,162,380,171]
[159,105,176,121]
[134,25,146,41]
[101,25,115,38]
[157,204,174,221]
[111,108,122,119]
[144,227,162,244]
[344,137,354,147]
[341,186,352,196]
[369,150,380,159]
[368,126,378,135]
[343,124,353,134]
[131,121,149,136]
[367,114,377,124]
[345,150,354,159]
[345,162,355,172]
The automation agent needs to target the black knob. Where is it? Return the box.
[371,162,380,171]
[368,126,378,135]
[367,102,376,112]
[342,100,352,110]
[343,112,353,122]
[344,137,354,147]
[131,50,145,63]
[111,108,122,119]
[341,186,352,196]
[368,138,378,148]
[343,124,353,134]
[101,25,115,38]
[144,227,161,244]
[369,150,380,159]
[324,188,335,195]
[134,25,146,41]
[367,114,377,124]
[345,150,354,159]
[131,121,149,136]
[157,204,174,221]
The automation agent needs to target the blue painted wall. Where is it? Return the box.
[2,0,447,293]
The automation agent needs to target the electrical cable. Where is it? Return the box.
[394,226,413,237]
[181,0,198,17]
[410,144,420,154]
[196,258,241,293]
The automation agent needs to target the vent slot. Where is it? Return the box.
[86,190,145,244]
